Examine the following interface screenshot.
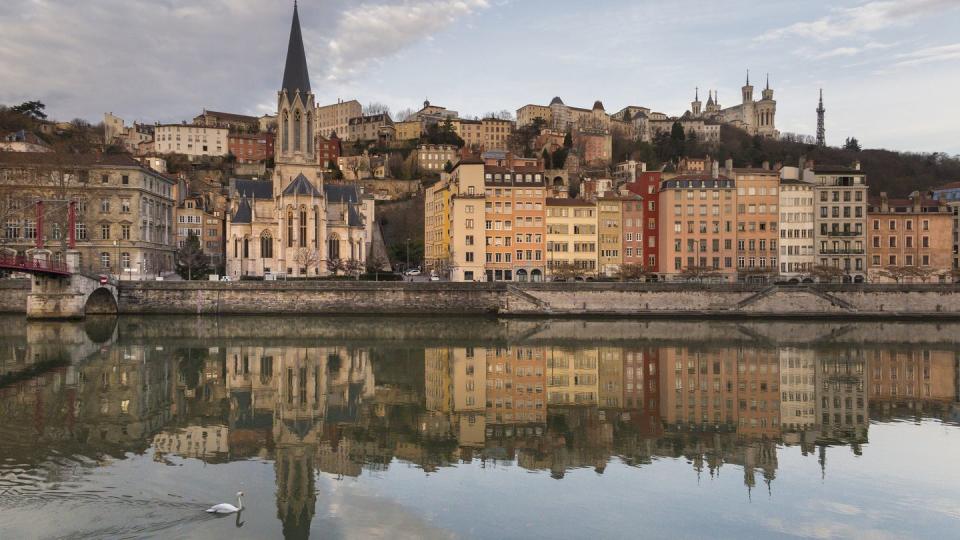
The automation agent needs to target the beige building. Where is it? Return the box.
[481,117,514,152]
[451,119,483,150]
[597,196,624,277]
[175,192,225,269]
[417,144,459,174]
[778,176,816,280]
[546,198,598,279]
[346,113,394,143]
[394,120,423,142]
[424,160,486,281]
[0,152,177,277]
[658,174,737,279]
[517,97,609,132]
[812,165,868,282]
[315,99,361,138]
[154,124,228,159]
[546,347,599,406]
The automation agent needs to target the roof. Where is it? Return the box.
[281,3,311,95]
[549,96,564,105]
[593,100,605,110]
[779,178,814,186]
[661,174,735,190]
[0,151,153,169]
[233,178,273,199]
[733,167,778,175]
[200,110,259,123]
[547,198,594,206]
[232,197,253,223]
[323,183,362,204]
[932,181,960,191]
[813,166,864,174]
[281,173,322,197]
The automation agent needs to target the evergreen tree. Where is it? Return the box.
[176,232,211,280]
[541,148,552,169]
[843,137,862,152]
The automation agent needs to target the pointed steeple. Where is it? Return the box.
[695,87,699,101]
[706,90,714,106]
[765,73,770,90]
[746,69,750,86]
[281,2,311,95]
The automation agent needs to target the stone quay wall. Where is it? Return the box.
[5,280,960,318]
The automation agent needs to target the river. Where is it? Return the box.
[1,315,958,539]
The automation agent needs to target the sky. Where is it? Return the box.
[1,0,959,154]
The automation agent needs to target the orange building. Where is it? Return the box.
[866,193,953,282]
[867,348,957,417]
[658,174,737,279]
[485,345,547,426]
[733,168,780,281]
[734,348,781,437]
[227,132,274,163]
[658,346,739,429]
[484,165,547,282]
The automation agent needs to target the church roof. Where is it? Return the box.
[282,173,322,197]
[232,178,273,199]
[281,3,311,95]
[592,100,605,111]
[323,183,361,204]
[232,197,252,223]
[549,96,564,105]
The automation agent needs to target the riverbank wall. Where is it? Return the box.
[4,280,960,318]
[114,281,960,318]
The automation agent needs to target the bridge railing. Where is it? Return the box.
[0,253,71,275]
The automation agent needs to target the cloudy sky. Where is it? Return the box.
[2,0,959,154]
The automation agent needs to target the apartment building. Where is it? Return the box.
[154,124,229,159]
[394,120,423,142]
[625,171,661,271]
[866,193,952,282]
[451,119,483,150]
[929,182,960,269]
[658,174,737,280]
[481,118,513,152]
[733,168,780,281]
[0,152,176,277]
[346,113,394,143]
[597,196,624,276]
[812,165,868,282]
[227,132,274,163]
[424,160,485,281]
[316,99,361,138]
[546,198,598,279]
[778,177,816,280]
[483,165,547,282]
[417,144,459,174]
[620,194,645,267]
[193,110,260,132]
[175,194,225,267]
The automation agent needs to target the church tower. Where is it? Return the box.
[691,87,702,117]
[275,1,317,194]
[742,70,754,103]
[755,73,777,138]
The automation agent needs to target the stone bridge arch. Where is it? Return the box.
[27,273,118,319]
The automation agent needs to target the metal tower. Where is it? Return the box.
[816,89,826,147]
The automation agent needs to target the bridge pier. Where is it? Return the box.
[27,271,118,320]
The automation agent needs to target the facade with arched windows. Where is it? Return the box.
[224,4,375,278]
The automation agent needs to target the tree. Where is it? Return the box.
[443,160,454,173]
[293,248,321,276]
[363,102,391,117]
[563,130,573,149]
[551,147,569,169]
[328,160,345,180]
[617,263,655,281]
[843,137,862,152]
[808,264,846,283]
[345,258,364,280]
[549,261,582,281]
[430,258,452,279]
[326,257,346,276]
[679,265,723,282]
[395,107,416,122]
[11,100,47,120]
[422,119,464,148]
[483,110,514,121]
[176,232,211,280]
[365,254,391,279]
[541,148,552,169]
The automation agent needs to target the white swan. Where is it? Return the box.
[206,491,243,514]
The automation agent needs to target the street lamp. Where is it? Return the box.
[406,237,410,271]
[113,240,119,280]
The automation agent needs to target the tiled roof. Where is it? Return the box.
[0,151,141,167]
[233,178,273,199]
[232,198,252,223]
[281,173,322,197]
[324,183,361,204]
[281,3,311,95]
[547,198,594,206]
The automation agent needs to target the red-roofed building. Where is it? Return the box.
[227,132,274,163]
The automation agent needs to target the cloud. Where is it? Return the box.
[813,42,892,59]
[755,0,957,42]
[324,0,491,83]
[893,42,960,67]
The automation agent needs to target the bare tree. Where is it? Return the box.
[679,265,723,283]
[807,264,846,283]
[483,110,515,121]
[345,257,364,280]
[395,108,416,122]
[617,263,655,282]
[363,102,391,117]
[326,257,345,276]
[549,261,582,282]
[293,247,321,276]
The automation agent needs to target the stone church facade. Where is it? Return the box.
[226,4,374,278]
[689,72,778,139]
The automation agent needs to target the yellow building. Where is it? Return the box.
[516,104,552,128]
[481,118,514,152]
[546,347,599,406]
[546,198,598,279]
[597,196,624,277]
[451,119,483,151]
[394,120,423,142]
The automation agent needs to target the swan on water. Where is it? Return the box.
[206,491,243,514]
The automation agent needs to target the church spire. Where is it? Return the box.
[281,2,311,95]
[765,73,770,90]
[746,69,750,86]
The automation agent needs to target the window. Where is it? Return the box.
[121,224,130,240]
[121,252,130,268]
[100,252,111,269]
[286,211,294,248]
[261,233,273,258]
[299,210,307,247]
[121,175,129,185]
[100,224,110,240]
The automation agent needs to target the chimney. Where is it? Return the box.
[880,192,889,212]
[711,160,719,179]
[762,160,770,170]
[853,160,861,171]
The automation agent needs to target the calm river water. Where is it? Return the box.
[0,315,958,539]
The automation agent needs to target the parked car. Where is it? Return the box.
[429,274,441,281]
[404,268,422,276]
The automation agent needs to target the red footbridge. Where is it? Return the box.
[0,254,72,277]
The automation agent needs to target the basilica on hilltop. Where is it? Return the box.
[687,71,778,138]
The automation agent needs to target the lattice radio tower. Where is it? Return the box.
[816,89,826,147]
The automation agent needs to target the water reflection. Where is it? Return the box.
[1,316,958,538]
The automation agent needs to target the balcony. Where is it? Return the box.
[819,249,865,255]
[822,230,861,237]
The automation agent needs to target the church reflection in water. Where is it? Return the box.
[2,319,958,535]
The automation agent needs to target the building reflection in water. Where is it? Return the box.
[1,320,958,536]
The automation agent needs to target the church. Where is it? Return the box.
[688,72,778,139]
[226,4,375,278]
